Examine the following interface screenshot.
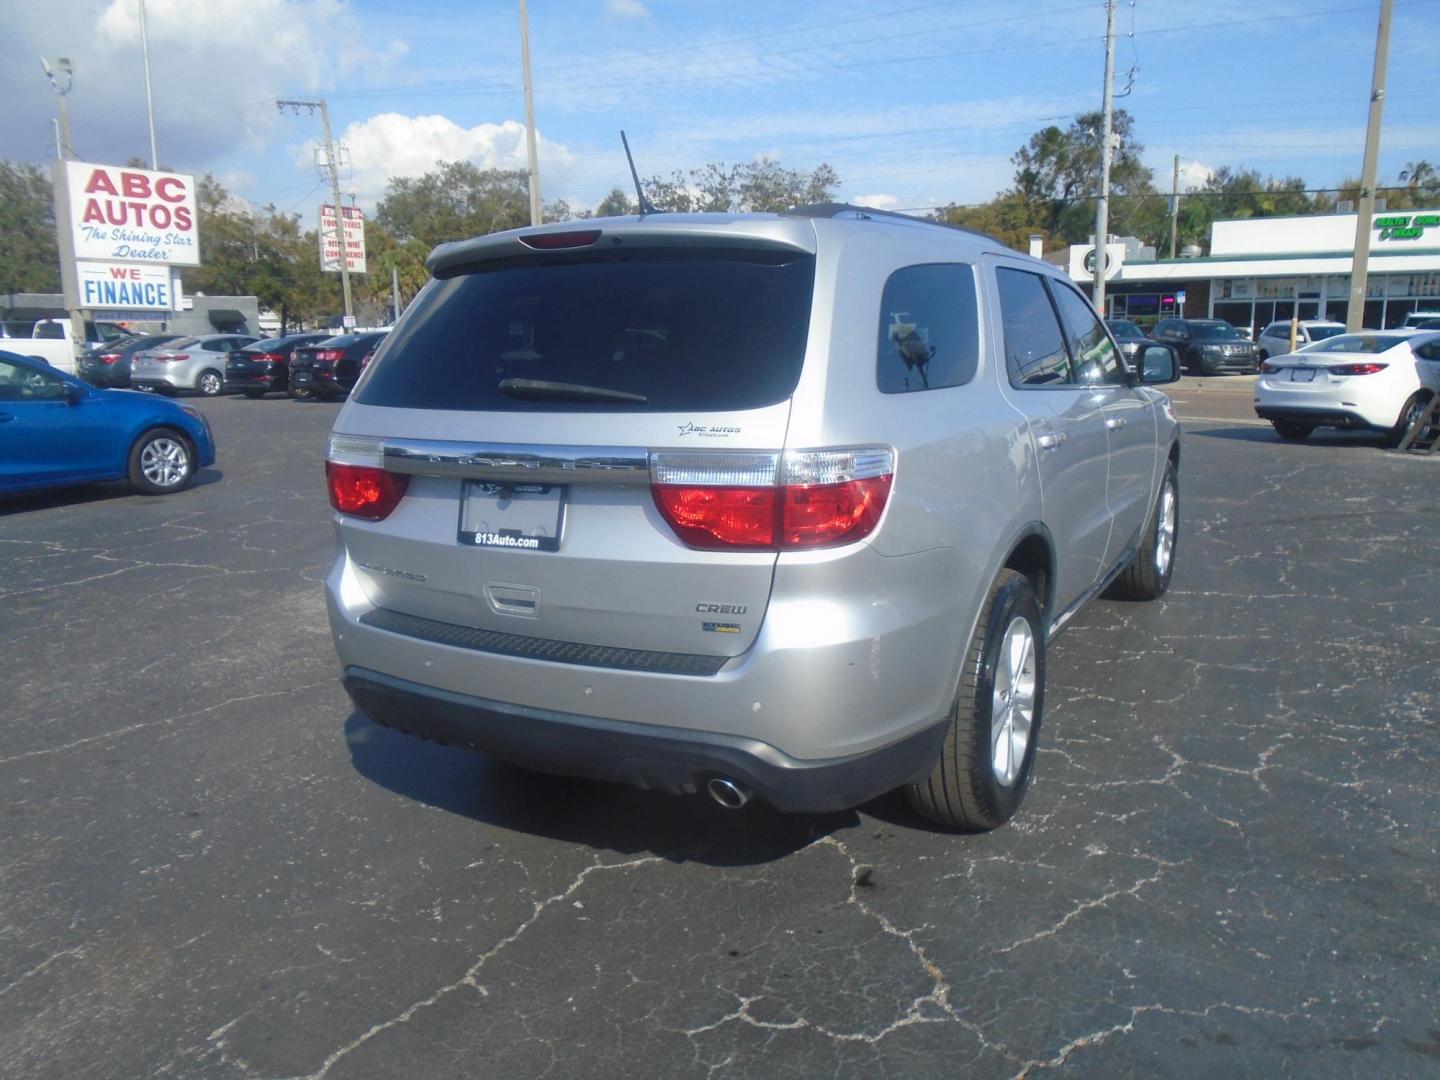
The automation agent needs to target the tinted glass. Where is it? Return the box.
[358,249,816,412]
[35,322,64,339]
[1192,322,1243,340]
[1307,325,1345,341]
[1105,320,1145,341]
[0,358,68,400]
[166,337,200,350]
[876,264,979,393]
[1051,282,1123,385]
[996,268,1071,387]
[249,337,289,351]
[1306,333,1408,354]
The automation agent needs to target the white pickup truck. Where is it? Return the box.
[7,318,131,374]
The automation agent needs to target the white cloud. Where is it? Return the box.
[606,0,650,17]
[319,112,575,205]
[853,193,900,209]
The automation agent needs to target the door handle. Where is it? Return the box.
[1036,431,1067,451]
[1105,417,1127,430]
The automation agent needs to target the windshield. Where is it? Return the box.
[1306,325,1345,342]
[162,337,199,350]
[1105,320,1145,340]
[357,247,816,413]
[249,337,289,351]
[1303,333,1409,354]
[1192,322,1244,340]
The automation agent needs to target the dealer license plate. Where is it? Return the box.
[458,482,564,552]
[1292,368,1315,382]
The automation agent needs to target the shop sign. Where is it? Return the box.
[1375,213,1440,242]
[77,261,175,310]
[66,162,199,266]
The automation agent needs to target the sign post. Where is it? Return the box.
[49,162,87,368]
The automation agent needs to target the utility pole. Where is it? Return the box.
[518,0,542,226]
[1168,153,1180,260]
[1346,0,1393,332]
[1092,0,1117,316]
[391,264,401,323]
[140,0,159,169]
[43,56,86,370]
[277,98,353,324]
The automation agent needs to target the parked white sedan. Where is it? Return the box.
[1254,330,1440,444]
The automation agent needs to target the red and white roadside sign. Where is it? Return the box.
[65,162,199,266]
[319,204,367,274]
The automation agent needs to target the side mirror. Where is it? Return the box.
[65,383,88,405]
[1137,343,1180,384]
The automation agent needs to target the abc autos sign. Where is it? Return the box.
[66,162,199,267]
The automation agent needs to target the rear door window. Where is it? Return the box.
[996,268,1072,386]
[357,247,816,412]
[876,264,980,393]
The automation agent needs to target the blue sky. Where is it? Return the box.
[4,0,1438,220]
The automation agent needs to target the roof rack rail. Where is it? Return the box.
[780,203,1005,247]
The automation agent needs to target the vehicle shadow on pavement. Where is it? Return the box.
[1185,426,1387,448]
[343,711,860,867]
[0,468,224,516]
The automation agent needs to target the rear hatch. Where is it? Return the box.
[289,346,320,390]
[329,224,818,661]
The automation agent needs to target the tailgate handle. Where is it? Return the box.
[486,583,540,618]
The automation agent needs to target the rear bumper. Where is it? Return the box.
[225,370,281,390]
[343,666,948,812]
[1254,405,1384,431]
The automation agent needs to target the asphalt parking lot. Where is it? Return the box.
[2,388,1438,1079]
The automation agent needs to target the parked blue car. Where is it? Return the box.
[0,350,216,497]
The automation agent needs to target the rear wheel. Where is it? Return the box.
[196,369,223,397]
[1273,421,1314,441]
[128,428,195,495]
[1107,461,1178,601]
[1386,392,1433,448]
[907,569,1045,831]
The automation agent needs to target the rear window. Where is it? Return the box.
[357,248,816,412]
[1306,325,1345,341]
[876,264,979,393]
[1305,333,1409,354]
[1192,322,1242,340]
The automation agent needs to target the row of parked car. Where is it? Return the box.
[1103,311,1440,377]
[76,330,390,400]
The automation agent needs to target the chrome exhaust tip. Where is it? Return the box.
[707,777,752,809]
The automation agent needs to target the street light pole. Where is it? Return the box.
[42,56,87,371]
[140,0,159,169]
[518,0,542,226]
[1345,0,1394,332]
[1092,0,1117,316]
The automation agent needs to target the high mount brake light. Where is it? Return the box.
[650,449,894,551]
[518,229,602,250]
[1330,362,1388,376]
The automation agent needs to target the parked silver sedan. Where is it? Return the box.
[131,333,258,396]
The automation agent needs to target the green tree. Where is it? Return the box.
[0,160,61,294]
[375,161,532,247]
[645,158,839,213]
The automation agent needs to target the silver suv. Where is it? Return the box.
[323,207,1182,830]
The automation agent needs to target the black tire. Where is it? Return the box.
[1273,421,1314,441]
[127,428,196,495]
[196,370,224,397]
[1258,350,1270,362]
[289,385,313,400]
[1385,392,1432,449]
[1107,461,1179,602]
[243,389,266,399]
[907,569,1045,831]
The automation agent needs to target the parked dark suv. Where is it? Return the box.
[1150,318,1257,375]
[289,331,389,400]
[225,333,332,398]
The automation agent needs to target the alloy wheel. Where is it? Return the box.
[990,616,1037,787]
[140,437,189,488]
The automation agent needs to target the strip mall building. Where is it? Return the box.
[1066,208,1440,333]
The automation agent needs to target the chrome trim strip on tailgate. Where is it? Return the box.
[383,439,648,484]
[358,607,729,677]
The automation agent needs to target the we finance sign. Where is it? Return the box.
[66,162,199,266]
[78,262,175,311]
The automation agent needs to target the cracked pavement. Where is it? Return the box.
[1,393,1437,1078]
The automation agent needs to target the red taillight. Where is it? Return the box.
[650,449,894,551]
[98,352,121,365]
[254,352,283,363]
[518,229,602,250]
[1259,361,1279,373]
[316,349,344,362]
[360,350,376,370]
[325,461,408,520]
[160,353,189,362]
[1330,362,1387,376]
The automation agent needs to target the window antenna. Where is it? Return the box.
[621,130,660,216]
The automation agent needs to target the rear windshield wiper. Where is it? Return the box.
[498,378,648,404]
